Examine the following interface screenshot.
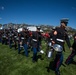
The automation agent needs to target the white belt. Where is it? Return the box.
[50,38,52,40]
[57,39,64,42]
[10,35,12,36]
[14,36,17,38]
[16,38,19,40]
[21,37,24,40]
[32,39,37,42]
[3,36,6,37]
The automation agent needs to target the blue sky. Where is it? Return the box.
[0,0,76,29]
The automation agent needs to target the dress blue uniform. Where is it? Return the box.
[51,19,72,75]
[8,28,14,49]
[65,33,76,65]
[31,27,42,62]
[8,31,13,49]
[18,28,29,57]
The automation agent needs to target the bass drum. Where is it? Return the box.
[53,44,63,52]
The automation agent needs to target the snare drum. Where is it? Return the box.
[53,44,63,52]
[40,50,44,54]
[48,42,52,47]
[16,37,19,40]
[47,50,52,58]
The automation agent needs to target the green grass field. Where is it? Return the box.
[0,40,76,75]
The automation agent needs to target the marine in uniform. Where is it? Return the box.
[31,27,42,62]
[18,28,30,57]
[13,29,18,50]
[65,33,76,65]
[51,19,72,75]
[8,27,14,49]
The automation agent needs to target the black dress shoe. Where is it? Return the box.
[32,60,37,63]
[65,61,69,65]
[55,70,60,75]
[47,68,50,72]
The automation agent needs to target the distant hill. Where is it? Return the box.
[0,23,76,33]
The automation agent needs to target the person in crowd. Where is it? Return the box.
[8,27,14,49]
[65,33,76,65]
[31,26,42,62]
[13,29,18,50]
[18,28,30,57]
[46,27,56,56]
[49,19,72,75]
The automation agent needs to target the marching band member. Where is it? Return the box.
[18,28,30,57]
[31,27,42,62]
[65,33,76,65]
[8,28,14,49]
[51,19,72,75]
[13,29,18,50]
